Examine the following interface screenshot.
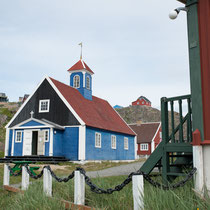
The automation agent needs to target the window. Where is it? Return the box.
[140,143,148,151]
[95,132,101,148]
[39,99,50,113]
[124,137,128,150]
[142,101,144,104]
[15,131,22,143]
[86,76,90,90]
[73,75,80,88]
[44,130,49,142]
[111,135,116,149]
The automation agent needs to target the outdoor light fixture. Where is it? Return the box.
[169,7,188,19]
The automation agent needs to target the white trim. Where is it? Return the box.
[134,136,137,160]
[73,75,80,89]
[150,123,161,152]
[12,117,45,128]
[39,99,50,113]
[81,59,86,69]
[86,75,90,90]
[11,129,15,156]
[124,137,129,150]
[68,69,94,76]
[82,72,86,88]
[47,77,85,125]
[49,128,53,156]
[111,135,116,149]
[95,132,101,148]
[15,130,23,143]
[5,76,48,128]
[4,128,10,156]
[64,125,82,128]
[78,125,86,160]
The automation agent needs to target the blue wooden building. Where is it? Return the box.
[4,59,136,161]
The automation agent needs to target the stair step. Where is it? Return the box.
[167,172,187,176]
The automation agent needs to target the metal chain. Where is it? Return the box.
[142,167,197,190]
[8,165,22,176]
[7,163,197,191]
[46,165,75,182]
[24,165,45,179]
[76,167,197,194]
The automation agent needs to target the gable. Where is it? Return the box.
[9,79,80,127]
[20,120,44,127]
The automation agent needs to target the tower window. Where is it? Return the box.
[73,75,80,88]
[86,76,90,90]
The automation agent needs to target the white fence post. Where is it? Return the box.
[21,166,30,190]
[43,167,52,197]
[132,175,144,210]
[3,164,10,186]
[74,170,85,205]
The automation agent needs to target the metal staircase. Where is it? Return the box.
[140,94,193,184]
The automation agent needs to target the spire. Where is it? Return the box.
[78,42,83,60]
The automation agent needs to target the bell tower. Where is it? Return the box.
[67,59,94,100]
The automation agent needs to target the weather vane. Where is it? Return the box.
[78,42,83,60]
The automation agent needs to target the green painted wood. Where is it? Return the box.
[166,143,192,153]
[140,141,163,174]
[170,101,175,143]
[179,99,183,142]
[186,0,204,140]
[165,94,191,102]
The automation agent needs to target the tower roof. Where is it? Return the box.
[67,59,94,75]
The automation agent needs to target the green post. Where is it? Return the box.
[186,0,204,140]
[161,97,169,184]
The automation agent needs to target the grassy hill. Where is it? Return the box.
[0,102,19,155]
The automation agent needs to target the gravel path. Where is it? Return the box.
[86,161,145,178]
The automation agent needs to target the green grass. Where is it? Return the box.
[0,165,210,209]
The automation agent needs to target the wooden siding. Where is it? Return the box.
[197,0,210,140]
[9,79,80,127]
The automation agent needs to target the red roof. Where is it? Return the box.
[50,77,135,136]
[129,123,160,143]
[67,59,94,74]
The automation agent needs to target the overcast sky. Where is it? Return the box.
[0,0,190,110]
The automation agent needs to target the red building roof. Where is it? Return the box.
[67,59,94,74]
[129,122,160,143]
[50,77,135,136]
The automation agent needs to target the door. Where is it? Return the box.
[23,130,32,156]
[32,131,38,155]
[37,130,45,155]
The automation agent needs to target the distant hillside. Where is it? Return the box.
[116,105,185,139]
[116,105,161,124]
[0,102,19,153]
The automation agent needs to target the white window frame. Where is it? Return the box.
[15,131,22,143]
[140,143,149,151]
[111,135,116,149]
[44,130,49,142]
[73,75,80,88]
[95,132,101,148]
[159,132,162,139]
[86,76,90,90]
[39,99,50,113]
[124,137,128,150]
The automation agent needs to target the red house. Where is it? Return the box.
[132,96,151,107]
[129,122,161,157]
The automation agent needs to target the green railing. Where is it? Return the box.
[161,94,192,144]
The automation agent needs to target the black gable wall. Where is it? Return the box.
[10,79,80,127]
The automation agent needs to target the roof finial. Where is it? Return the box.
[78,42,83,60]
